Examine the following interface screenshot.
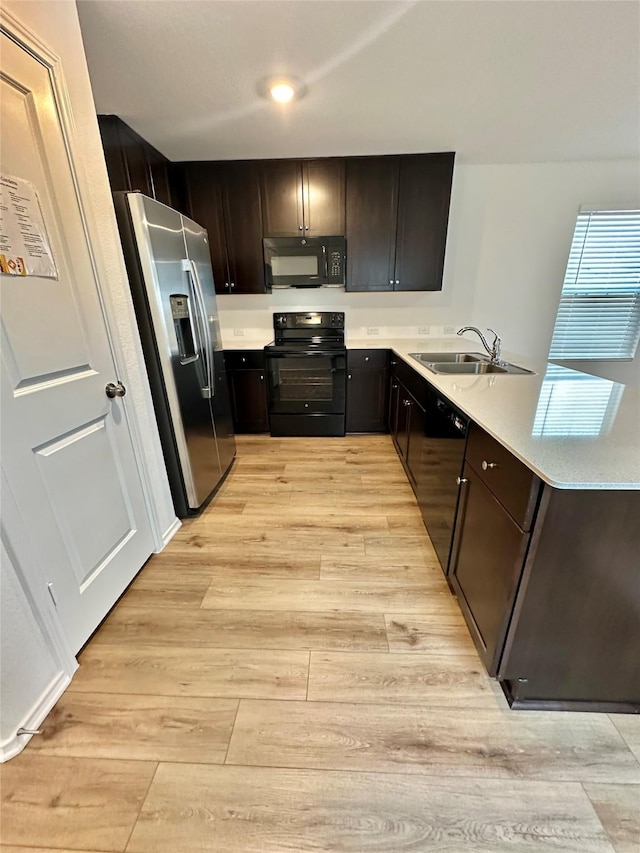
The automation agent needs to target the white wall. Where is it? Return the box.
[217,159,640,383]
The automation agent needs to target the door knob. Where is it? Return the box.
[106,382,126,398]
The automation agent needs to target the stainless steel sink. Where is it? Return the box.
[410,352,486,364]
[432,361,508,374]
[409,352,534,375]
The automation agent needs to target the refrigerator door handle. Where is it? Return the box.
[182,259,213,399]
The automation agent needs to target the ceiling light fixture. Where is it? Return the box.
[258,75,307,104]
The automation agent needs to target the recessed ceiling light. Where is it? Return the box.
[258,76,307,104]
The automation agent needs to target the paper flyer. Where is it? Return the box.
[0,173,58,278]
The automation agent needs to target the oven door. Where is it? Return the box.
[265,350,346,414]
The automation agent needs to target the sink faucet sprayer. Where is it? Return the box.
[457,327,502,364]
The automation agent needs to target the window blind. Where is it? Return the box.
[549,208,640,360]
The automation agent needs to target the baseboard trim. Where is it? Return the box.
[158,516,181,551]
[0,668,74,762]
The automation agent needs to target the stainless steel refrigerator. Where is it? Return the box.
[114,192,236,517]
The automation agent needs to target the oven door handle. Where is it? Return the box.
[265,350,344,358]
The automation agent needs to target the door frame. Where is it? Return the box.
[0,8,180,558]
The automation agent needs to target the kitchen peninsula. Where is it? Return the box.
[224,334,640,713]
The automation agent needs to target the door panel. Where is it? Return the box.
[394,154,454,291]
[345,157,398,292]
[182,163,230,294]
[260,160,304,236]
[34,417,135,589]
[0,33,154,653]
[450,465,529,674]
[220,161,265,293]
[304,159,345,236]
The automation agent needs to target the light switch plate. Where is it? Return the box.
[418,326,431,335]
[444,325,457,335]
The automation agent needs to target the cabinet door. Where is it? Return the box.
[346,367,388,433]
[303,159,345,236]
[183,163,230,295]
[394,153,455,292]
[97,115,129,192]
[345,157,398,292]
[220,161,266,294]
[405,395,425,486]
[388,372,400,446]
[395,387,411,462]
[148,149,172,206]
[450,464,529,674]
[229,369,269,433]
[260,160,304,236]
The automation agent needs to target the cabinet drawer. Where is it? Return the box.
[225,350,266,370]
[347,349,388,369]
[465,423,540,530]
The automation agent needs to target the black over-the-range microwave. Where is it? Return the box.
[263,237,346,289]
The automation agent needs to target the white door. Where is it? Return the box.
[0,32,154,653]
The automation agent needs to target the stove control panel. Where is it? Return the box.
[274,312,345,330]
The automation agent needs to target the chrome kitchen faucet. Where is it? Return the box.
[457,327,502,364]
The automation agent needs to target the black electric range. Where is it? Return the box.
[264,312,346,436]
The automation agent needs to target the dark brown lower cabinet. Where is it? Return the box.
[390,382,424,486]
[226,351,269,433]
[449,462,530,675]
[388,358,426,488]
[346,350,388,433]
[499,487,640,711]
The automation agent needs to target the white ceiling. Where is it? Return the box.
[76,0,640,165]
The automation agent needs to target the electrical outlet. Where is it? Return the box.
[444,325,457,335]
[233,329,245,336]
[367,326,380,335]
[418,326,430,335]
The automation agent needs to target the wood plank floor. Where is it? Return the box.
[2,435,639,852]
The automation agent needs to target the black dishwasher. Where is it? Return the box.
[417,392,469,576]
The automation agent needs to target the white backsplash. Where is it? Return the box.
[216,287,467,344]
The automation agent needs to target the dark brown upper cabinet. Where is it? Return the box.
[260,159,345,237]
[183,161,266,295]
[346,153,455,292]
[97,115,172,207]
[345,156,399,292]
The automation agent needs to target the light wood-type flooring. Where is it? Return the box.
[2,435,639,852]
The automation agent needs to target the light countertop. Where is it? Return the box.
[222,334,640,490]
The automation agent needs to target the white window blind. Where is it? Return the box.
[549,208,640,360]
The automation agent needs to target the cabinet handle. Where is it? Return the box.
[230,282,235,289]
[456,476,469,485]
[391,383,398,389]
[395,280,400,285]
[299,226,303,231]
[389,280,394,285]
[390,361,397,366]
[348,373,352,379]
[364,356,370,362]
[260,374,264,380]
[305,226,309,231]
[241,357,246,363]
[481,460,498,471]
[225,282,229,288]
